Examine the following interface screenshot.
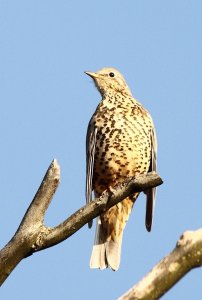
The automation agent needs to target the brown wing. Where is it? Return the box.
[145,127,157,232]
[86,118,97,228]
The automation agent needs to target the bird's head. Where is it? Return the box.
[85,67,132,97]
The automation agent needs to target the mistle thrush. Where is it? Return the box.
[85,67,157,271]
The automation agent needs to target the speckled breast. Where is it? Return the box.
[92,94,153,195]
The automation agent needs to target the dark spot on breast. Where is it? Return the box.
[105,144,110,151]
[111,120,116,128]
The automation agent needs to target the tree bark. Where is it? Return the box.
[0,160,163,286]
[118,228,202,300]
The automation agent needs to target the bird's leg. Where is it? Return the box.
[108,185,117,195]
[102,185,117,210]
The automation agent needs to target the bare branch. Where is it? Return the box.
[18,159,60,230]
[0,160,162,286]
[0,159,60,285]
[35,172,163,250]
[118,228,202,300]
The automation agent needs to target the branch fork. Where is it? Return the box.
[0,159,162,285]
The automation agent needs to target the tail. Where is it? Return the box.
[90,196,136,271]
[90,217,123,271]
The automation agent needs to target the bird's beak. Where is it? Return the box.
[84,71,99,79]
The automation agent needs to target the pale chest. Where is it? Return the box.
[92,97,153,190]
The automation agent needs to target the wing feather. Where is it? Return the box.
[86,119,97,228]
[145,127,157,232]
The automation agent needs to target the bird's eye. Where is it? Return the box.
[109,72,115,77]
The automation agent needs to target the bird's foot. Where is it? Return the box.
[108,185,116,195]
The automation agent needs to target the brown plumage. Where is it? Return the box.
[85,67,157,270]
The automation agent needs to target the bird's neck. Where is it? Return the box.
[100,90,139,111]
[101,87,132,99]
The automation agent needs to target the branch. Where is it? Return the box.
[36,171,163,250]
[18,159,60,231]
[0,160,162,286]
[118,228,202,300]
[0,159,60,285]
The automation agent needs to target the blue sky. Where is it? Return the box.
[0,1,201,299]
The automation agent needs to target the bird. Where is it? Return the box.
[85,67,157,271]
